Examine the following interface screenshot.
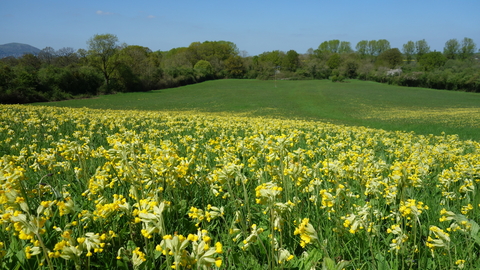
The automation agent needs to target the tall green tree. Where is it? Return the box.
[54,47,78,67]
[316,40,352,55]
[415,39,430,59]
[87,33,119,92]
[367,40,378,56]
[38,47,56,65]
[443,39,460,59]
[377,48,403,68]
[402,41,415,62]
[115,45,160,91]
[326,53,341,69]
[224,56,245,78]
[355,40,368,57]
[460,37,476,60]
[338,41,353,54]
[282,50,300,72]
[419,51,447,71]
[317,40,340,53]
[376,39,391,55]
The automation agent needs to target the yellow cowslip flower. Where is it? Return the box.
[294,218,318,248]
[255,181,283,205]
[455,259,466,269]
[215,257,222,267]
[278,248,294,264]
[426,226,450,257]
[25,246,41,259]
[460,204,473,215]
[439,208,455,222]
[132,247,147,268]
[215,242,222,254]
[399,199,428,220]
[319,189,335,209]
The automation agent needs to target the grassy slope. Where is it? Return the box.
[36,79,480,140]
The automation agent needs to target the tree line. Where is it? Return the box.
[0,34,479,104]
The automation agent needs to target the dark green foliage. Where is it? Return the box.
[419,52,447,71]
[282,50,300,72]
[443,39,460,59]
[224,56,245,78]
[341,60,359,78]
[377,48,403,68]
[327,53,341,69]
[402,41,415,62]
[1,35,479,104]
[460,37,477,60]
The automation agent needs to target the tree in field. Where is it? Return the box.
[364,40,390,57]
[19,54,42,71]
[355,40,368,57]
[315,40,351,59]
[338,41,353,54]
[460,37,477,60]
[443,39,460,59]
[115,45,161,91]
[376,39,391,56]
[377,48,403,68]
[87,33,119,92]
[258,50,284,67]
[55,47,78,67]
[402,41,415,62]
[367,40,378,56]
[38,47,56,65]
[224,56,245,78]
[327,53,341,69]
[317,40,340,53]
[187,41,239,67]
[194,59,215,80]
[282,50,300,72]
[419,51,446,71]
[415,39,430,59]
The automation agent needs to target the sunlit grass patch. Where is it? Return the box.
[361,107,480,127]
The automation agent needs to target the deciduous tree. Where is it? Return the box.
[355,40,368,57]
[338,41,353,54]
[377,48,403,68]
[443,39,460,59]
[419,51,446,71]
[460,37,476,60]
[38,47,56,65]
[415,39,430,59]
[224,56,245,78]
[327,53,341,69]
[402,41,415,62]
[282,50,300,72]
[87,33,119,92]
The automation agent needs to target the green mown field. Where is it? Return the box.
[1,80,479,269]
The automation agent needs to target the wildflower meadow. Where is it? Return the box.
[1,104,479,269]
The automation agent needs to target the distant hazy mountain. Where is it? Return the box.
[0,43,41,58]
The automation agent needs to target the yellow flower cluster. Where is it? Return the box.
[0,104,479,269]
[294,218,317,248]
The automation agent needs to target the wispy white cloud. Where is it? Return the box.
[147,15,155,19]
[96,10,113,16]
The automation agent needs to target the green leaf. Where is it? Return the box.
[455,214,480,245]
[375,253,390,270]
[336,260,351,270]
[322,257,336,270]
[127,240,137,251]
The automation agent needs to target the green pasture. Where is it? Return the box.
[36,79,480,140]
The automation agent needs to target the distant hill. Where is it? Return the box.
[0,43,41,58]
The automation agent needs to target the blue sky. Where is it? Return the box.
[1,0,479,56]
